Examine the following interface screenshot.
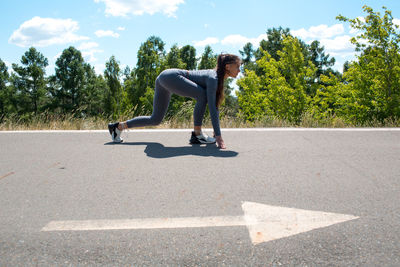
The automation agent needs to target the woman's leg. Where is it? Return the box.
[157,70,208,135]
[193,93,207,135]
[122,79,171,129]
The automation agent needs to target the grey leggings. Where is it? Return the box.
[126,69,207,128]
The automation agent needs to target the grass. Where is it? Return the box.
[0,112,399,131]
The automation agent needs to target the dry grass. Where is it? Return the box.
[0,112,399,131]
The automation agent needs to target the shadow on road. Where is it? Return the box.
[104,142,239,158]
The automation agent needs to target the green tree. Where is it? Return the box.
[104,56,122,119]
[53,46,86,114]
[239,42,256,71]
[11,47,48,115]
[310,73,346,121]
[128,36,166,115]
[0,59,10,117]
[164,44,186,69]
[221,78,239,117]
[179,45,197,70]
[256,27,291,61]
[306,40,336,76]
[250,28,336,95]
[303,40,337,96]
[198,45,217,69]
[336,5,400,123]
[82,64,107,116]
[123,66,131,82]
[237,36,316,123]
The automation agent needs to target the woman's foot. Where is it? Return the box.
[108,122,123,143]
[189,131,216,144]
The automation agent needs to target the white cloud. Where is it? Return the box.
[3,61,13,74]
[94,63,105,75]
[194,23,358,72]
[221,34,250,47]
[94,0,184,17]
[348,16,366,34]
[393,18,400,28]
[82,49,104,63]
[46,64,55,75]
[9,16,89,47]
[117,26,125,31]
[221,33,268,47]
[4,60,11,69]
[95,30,120,38]
[356,16,366,23]
[349,27,359,35]
[193,33,268,48]
[77,42,103,63]
[50,42,102,63]
[319,35,354,57]
[53,52,62,60]
[78,42,100,50]
[291,24,344,40]
[193,37,219,47]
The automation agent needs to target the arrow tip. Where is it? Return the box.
[242,201,359,245]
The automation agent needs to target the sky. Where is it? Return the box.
[2,0,400,78]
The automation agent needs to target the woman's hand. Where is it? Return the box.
[215,135,226,149]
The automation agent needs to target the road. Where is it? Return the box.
[0,128,399,266]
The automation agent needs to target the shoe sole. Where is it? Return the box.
[198,140,216,144]
[190,136,215,144]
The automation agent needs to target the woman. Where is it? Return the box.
[108,53,241,149]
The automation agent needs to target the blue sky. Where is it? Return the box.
[2,0,400,77]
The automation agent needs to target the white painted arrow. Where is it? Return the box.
[41,202,359,245]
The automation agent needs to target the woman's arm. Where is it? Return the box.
[206,77,226,149]
[206,77,221,137]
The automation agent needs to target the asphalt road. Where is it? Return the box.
[0,129,399,266]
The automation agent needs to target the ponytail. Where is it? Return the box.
[215,53,240,108]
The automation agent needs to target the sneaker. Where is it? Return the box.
[189,131,216,144]
[108,122,123,143]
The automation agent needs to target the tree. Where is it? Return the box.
[237,36,316,123]
[128,36,166,115]
[104,56,122,119]
[82,64,107,116]
[11,47,48,115]
[249,27,336,96]
[239,42,256,71]
[306,40,336,78]
[53,46,86,114]
[310,73,346,121]
[256,27,291,61]
[336,5,400,123]
[123,66,131,82]
[0,59,9,117]
[302,40,337,96]
[164,44,185,69]
[221,78,239,117]
[179,45,197,70]
[198,45,217,69]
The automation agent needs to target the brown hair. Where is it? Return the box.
[215,53,241,108]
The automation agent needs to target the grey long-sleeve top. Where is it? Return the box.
[187,69,221,136]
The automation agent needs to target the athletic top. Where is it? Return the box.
[187,69,221,136]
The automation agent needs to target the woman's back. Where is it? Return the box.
[187,69,217,89]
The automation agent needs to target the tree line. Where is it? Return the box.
[0,36,221,122]
[0,5,399,126]
[238,6,400,125]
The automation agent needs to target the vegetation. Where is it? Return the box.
[0,5,399,130]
